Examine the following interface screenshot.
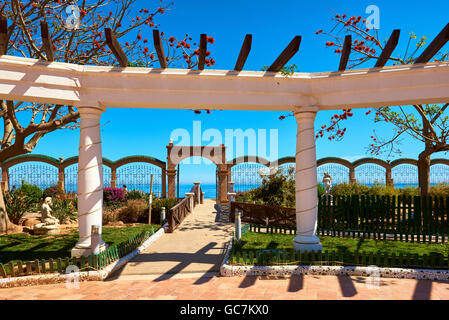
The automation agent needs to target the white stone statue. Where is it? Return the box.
[41,197,60,225]
[322,172,332,195]
[34,197,60,235]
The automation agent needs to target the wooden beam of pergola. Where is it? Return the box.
[40,21,54,62]
[198,34,207,70]
[415,23,449,64]
[338,35,352,71]
[267,36,301,72]
[0,15,7,55]
[234,34,252,71]
[105,28,128,67]
[374,29,400,68]
[152,29,167,69]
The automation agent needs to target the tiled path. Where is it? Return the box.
[110,199,233,280]
[1,274,449,300]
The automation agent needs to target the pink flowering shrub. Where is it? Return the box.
[103,187,127,207]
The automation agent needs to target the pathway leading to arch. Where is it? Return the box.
[110,199,233,281]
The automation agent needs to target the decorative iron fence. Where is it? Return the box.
[8,162,58,190]
[1,154,166,197]
[116,163,162,196]
[64,164,112,193]
[228,157,449,192]
[231,162,270,192]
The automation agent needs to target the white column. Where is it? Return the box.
[293,106,322,252]
[71,106,106,258]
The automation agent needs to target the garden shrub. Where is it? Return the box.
[366,182,400,196]
[43,185,64,199]
[126,189,146,200]
[18,181,42,205]
[236,168,296,207]
[103,207,120,225]
[317,183,325,198]
[118,199,149,223]
[430,183,449,197]
[151,198,179,221]
[103,187,127,207]
[4,190,33,224]
[400,186,419,197]
[50,195,77,223]
[330,183,370,196]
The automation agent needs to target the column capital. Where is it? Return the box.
[293,105,319,118]
[78,106,106,119]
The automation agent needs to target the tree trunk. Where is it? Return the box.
[0,182,10,234]
[417,151,431,197]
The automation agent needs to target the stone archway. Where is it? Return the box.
[166,142,228,204]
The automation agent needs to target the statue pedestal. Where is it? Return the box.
[33,223,60,235]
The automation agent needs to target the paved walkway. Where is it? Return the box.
[110,199,233,281]
[1,275,448,300]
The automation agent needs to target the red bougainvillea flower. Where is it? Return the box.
[194,110,201,114]
[149,53,155,59]
[207,37,215,44]
[137,34,142,40]
[279,115,286,120]
[158,8,165,13]
[168,37,175,43]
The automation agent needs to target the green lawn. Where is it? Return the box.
[0,224,160,264]
[235,232,449,258]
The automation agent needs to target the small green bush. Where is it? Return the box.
[4,190,33,224]
[430,183,449,197]
[239,168,296,207]
[118,199,149,223]
[50,195,77,223]
[400,186,419,197]
[366,182,400,196]
[151,198,180,224]
[330,183,370,196]
[18,181,42,205]
[126,190,145,200]
[317,184,325,198]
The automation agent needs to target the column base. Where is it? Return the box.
[71,242,107,258]
[293,235,322,252]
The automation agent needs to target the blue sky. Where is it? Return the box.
[30,0,449,184]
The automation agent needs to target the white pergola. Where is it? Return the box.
[1,47,449,255]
